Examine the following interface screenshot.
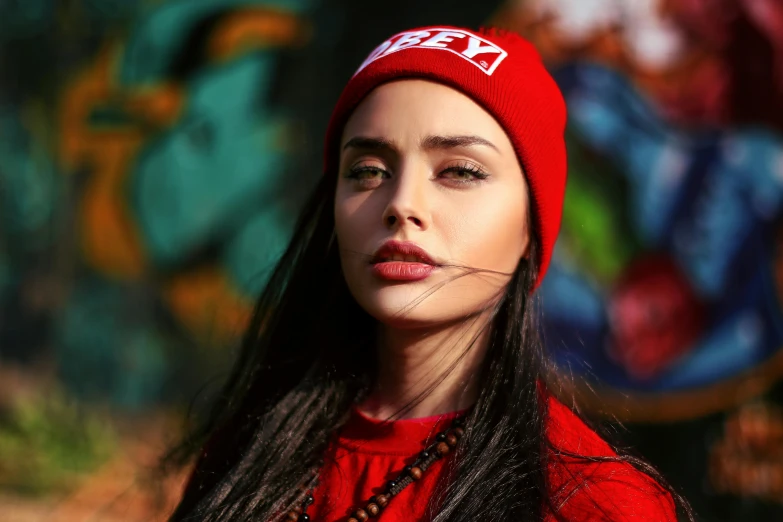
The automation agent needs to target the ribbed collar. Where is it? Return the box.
[335,406,465,456]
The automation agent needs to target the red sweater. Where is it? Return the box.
[308,394,676,521]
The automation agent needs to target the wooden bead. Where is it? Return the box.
[281,416,470,522]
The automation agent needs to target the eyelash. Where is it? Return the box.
[345,165,389,181]
[345,162,489,185]
[440,162,489,183]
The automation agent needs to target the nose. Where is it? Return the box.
[381,164,430,231]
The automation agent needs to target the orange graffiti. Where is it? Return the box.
[59,45,147,278]
[121,83,184,129]
[58,44,185,279]
[208,8,309,62]
[710,402,783,503]
[164,266,252,344]
[59,45,141,171]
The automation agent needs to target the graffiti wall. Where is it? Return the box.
[0,0,316,518]
[491,0,783,518]
[2,0,781,520]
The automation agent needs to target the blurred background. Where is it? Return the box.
[1,0,781,520]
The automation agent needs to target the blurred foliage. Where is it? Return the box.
[0,390,116,496]
[559,132,638,283]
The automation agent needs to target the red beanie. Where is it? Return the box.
[323,26,567,289]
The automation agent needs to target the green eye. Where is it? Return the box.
[446,170,473,179]
[440,164,489,182]
[347,166,388,180]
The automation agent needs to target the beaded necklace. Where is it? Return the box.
[284,415,466,522]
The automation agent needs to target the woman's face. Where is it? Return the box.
[334,79,530,328]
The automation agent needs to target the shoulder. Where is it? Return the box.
[543,393,677,522]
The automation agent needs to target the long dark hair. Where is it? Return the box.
[164,167,695,521]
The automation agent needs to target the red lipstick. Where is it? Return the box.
[370,240,439,282]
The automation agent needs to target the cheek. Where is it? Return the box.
[334,190,377,256]
[441,190,527,272]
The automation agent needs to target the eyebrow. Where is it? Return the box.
[421,134,498,152]
[343,136,397,152]
[342,134,499,153]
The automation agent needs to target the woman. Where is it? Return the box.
[168,26,693,521]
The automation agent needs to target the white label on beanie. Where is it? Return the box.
[354,28,508,77]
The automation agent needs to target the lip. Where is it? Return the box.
[370,240,439,282]
[371,240,438,266]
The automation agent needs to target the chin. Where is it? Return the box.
[354,287,473,329]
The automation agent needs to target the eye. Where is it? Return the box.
[438,162,489,184]
[344,164,390,189]
[346,165,388,180]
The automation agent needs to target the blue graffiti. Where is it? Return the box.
[547,62,783,393]
[131,54,290,266]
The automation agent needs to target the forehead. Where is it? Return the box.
[341,80,509,145]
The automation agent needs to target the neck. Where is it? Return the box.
[359,313,493,420]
